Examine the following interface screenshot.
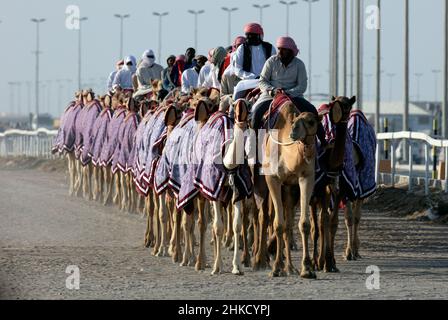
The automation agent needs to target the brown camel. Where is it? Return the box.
[310,95,356,273]
[261,95,319,278]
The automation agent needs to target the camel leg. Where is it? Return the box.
[283,186,299,276]
[180,213,193,266]
[328,193,340,272]
[155,193,169,257]
[317,189,331,272]
[224,204,233,249]
[211,201,224,275]
[144,194,155,248]
[103,166,112,206]
[171,210,182,263]
[344,201,355,260]
[74,160,83,197]
[152,191,162,255]
[241,198,251,268]
[82,164,92,201]
[232,200,244,275]
[353,199,363,259]
[195,198,208,271]
[92,165,99,202]
[188,210,196,267]
[127,173,136,213]
[298,176,316,279]
[67,153,76,196]
[119,172,128,212]
[112,172,121,206]
[252,199,269,271]
[310,202,319,270]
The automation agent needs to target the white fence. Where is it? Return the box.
[0,128,58,159]
[376,131,448,195]
[0,128,447,195]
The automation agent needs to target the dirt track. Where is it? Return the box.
[1,166,448,300]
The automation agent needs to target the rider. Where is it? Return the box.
[112,55,137,93]
[221,36,246,96]
[161,55,176,91]
[249,36,326,145]
[107,59,124,92]
[136,49,164,88]
[181,55,208,94]
[233,23,276,99]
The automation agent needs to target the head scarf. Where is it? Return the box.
[276,36,300,56]
[140,50,156,68]
[244,23,264,36]
[212,47,227,81]
[125,55,137,73]
[233,36,246,50]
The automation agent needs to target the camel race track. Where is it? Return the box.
[0,158,447,300]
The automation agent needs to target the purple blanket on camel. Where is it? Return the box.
[52,101,76,154]
[59,102,83,153]
[79,100,102,166]
[89,108,112,166]
[115,112,139,173]
[177,112,252,210]
[154,109,197,202]
[99,107,126,167]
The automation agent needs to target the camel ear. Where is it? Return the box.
[104,95,111,108]
[331,101,342,124]
[164,106,178,127]
[349,96,357,106]
[235,100,248,123]
[195,100,209,123]
[331,96,337,102]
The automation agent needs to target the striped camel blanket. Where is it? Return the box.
[80,101,102,166]
[99,107,126,167]
[52,101,76,154]
[89,108,112,166]
[178,112,253,210]
[154,109,197,200]
[142,108,168,189]
[59,102,83,153]
[133,110,160,196]
[115,112,139,173]
[348,109,377,199]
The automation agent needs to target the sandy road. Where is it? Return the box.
[0,168,447,300]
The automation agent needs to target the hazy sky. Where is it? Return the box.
[0,0,445,116]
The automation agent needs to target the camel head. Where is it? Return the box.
[290,112,319,145]
[194,98,212,128]
[125,96,137,113]
[83,89,95,103]
[164,104,180,136]
[329,96,356,124]
[104,95,112,109]
[234,99,251,129]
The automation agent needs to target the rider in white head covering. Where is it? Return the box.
[113,55,137,91]
[136,50,164,89]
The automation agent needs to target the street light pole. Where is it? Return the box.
[404,0,409,134]
[153,12,169,64]
[443,0,448,138]
[354,0,362,109]
[188,10,205,50]
[76,17,88,90]
[279,1,298,36]
[303,0,319,101]
[114,14,130,60]
[31,18,46,128]
[375,0,381,133]
[253,4,270,25]
[330,0,339,97]
[222,7,238,45]
[432,69,441,102]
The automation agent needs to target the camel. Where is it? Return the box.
[310,96,356,273]
[255,94,319,278]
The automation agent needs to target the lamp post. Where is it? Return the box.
[253,4,270,25]
[432,69,441,102]
[188,10,205,50]
[76,17,88,90]
[114,14,130,60]
[153,12,169,63]
[31,18,46,127]
[279,1,298,36]
[222,7,238,45]
[303,0,319,101]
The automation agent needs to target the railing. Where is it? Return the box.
[0,128,446,195]
[376,131,448,195]
[0,128,58,159]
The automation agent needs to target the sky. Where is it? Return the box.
[0,0,446,117]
